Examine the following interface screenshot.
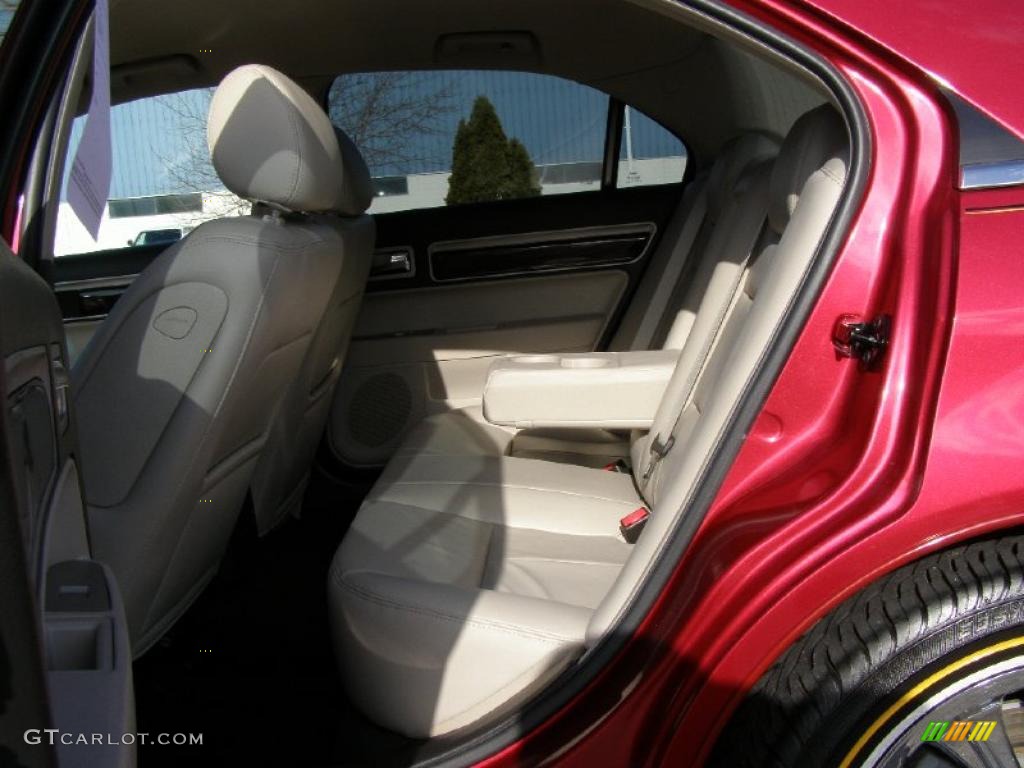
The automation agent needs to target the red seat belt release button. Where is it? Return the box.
[619,507,650,543]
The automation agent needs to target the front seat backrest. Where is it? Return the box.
[249,127,374,533]
[73,64,371,653]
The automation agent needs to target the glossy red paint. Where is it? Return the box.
[806,0,1024,140]
[4,1,1016,766]
[475,0,1024,766]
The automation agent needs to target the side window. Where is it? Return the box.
[328,71,610,214]
[0,1,23,47]
[54,87,250,257]
[616,106,687,188]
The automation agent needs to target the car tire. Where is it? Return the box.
[710,535,1024,768]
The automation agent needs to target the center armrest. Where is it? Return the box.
[482,350,679,429]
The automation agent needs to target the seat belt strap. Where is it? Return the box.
[632,186,709,351]
[641,170,773,484]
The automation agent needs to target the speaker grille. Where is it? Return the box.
[347,372,413,447]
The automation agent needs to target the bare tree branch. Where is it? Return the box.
[151,73,455,218]
[328,72,455,174]
[152,88,249,221]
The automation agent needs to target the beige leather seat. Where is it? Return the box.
[249,128,375,534]
[327,105,847,737]
[392,131,781,467]
[74,64,373,653]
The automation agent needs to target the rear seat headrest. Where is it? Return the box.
[706,132,780,217]
[768,104,848,234]
[207,64,372,215]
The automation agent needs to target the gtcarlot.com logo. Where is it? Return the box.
[25,730,203,747]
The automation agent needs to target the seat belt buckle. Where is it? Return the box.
[619,507,650,543]
[603,458,630,473]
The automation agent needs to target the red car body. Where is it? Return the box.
[473,1,1024,765]
[1,1,1021,765]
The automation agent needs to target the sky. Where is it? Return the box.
[65,70,686,201]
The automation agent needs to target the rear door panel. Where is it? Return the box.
[328,185,681,467]
[52,243,164,363]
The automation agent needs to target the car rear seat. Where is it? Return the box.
[391,131,781,468]
[328,105,848,738]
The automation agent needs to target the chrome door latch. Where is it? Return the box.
[832,314,891,369]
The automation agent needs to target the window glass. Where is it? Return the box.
[328,70,609,213]
[0,0,22,47]
[616,106,687,188]
[55,87,249,256]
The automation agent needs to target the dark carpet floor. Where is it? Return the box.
[132,468,420,767]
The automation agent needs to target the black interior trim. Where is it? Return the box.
[0,0,89,268]
[352,312,607,343]
[429,227,652,282]
[602,98,625,190]
[407,2,873,766]
[367,184,681,295]
[52,244,169,321]
[52,243,168,284]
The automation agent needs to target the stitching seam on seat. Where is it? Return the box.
[333,571,581,645]
[352,499,628,539]
[505,556,626,567]
[378,480,639,508]
[820,166,845,186]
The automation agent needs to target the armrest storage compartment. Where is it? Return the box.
[483,349,678,429]
[44,560,136,768]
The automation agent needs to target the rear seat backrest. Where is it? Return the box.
[611,133,780,354]
[589,105,849,642]
[388,133,781,466]
[629,160,775,482]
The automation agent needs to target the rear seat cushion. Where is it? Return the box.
[368,453,642,535]
[329,454,639,736]
[330,570,592,737]
[396,405,629,467]
[395,405,515,457]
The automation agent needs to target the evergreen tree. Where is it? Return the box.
[446,96,540,205]
[506,138,541,198]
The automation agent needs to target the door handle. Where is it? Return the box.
[370,248,413,279]
[79,288,123,315]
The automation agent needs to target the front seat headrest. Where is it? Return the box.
[207,64,372,215]
[332,126,373,216]
[768,104,848,234]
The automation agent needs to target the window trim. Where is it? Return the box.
[602,97,625,189]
